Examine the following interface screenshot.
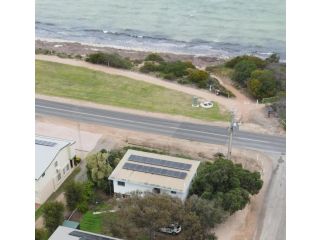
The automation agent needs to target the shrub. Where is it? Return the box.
[86,152,113,191]
[35,48,56,55]
[77,201,89,213]
[86,52,133,69]
[139,61,159,73]
[158,61,195,77]
[266,53,280,63]
[144,53,164,62]
[189,158,263,214]
[65,181,83,211]
[35,228,48,240]
[232,60,257,86]
[247,69,277,99]
[163,73,176,80]
[225,55,266,69]
[187,69,209,83]
[42,201,64,234]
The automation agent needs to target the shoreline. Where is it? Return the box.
[36,38,226,68]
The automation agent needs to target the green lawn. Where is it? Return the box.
[36,60,229,122]
[80,211,103,233]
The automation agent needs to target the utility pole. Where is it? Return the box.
[227,112,238,160]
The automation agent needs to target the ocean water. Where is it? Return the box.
[35,0,286,60]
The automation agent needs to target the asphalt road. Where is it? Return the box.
[35,99,286,154]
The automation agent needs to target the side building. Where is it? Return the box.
[49,226,123,240]
[35,135,76,205]
[108,149,200,201]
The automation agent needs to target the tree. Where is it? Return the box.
[107,149,125,169]
[189,158,263,215]
[247,69,277,99]
[222,188,250,214]
[185,195,228,229]
[64,180,94,212]
[86,152,113,191]
[187,69,210,88]
[65,181,83,211]
[232,60,257,86]
[42,201,64,234]
[116,193,184,240]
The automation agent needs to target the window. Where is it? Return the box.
[63,168,66,175]
[171,191,176,194]
[54,161,58,167]
[57,173,61,181]
[66,164,70,171]
[117,181,125,186]
[41,172,45,178]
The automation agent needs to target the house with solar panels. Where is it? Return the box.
[35,135,76,205]
[108,149,200,201]
[49,226,123,240]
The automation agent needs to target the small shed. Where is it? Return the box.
[62,220,80,229]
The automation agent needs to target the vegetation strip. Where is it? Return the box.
[36,60,228,122]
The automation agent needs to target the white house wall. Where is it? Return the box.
[35,145,75,204]
[112,180,186,200]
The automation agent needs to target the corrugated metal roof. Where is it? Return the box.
[49,226,123,240]
[35,135,75,180]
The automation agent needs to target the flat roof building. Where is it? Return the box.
[49,226,122,240]
[108,149,200,201]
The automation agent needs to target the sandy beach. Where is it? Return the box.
[36,39,225,68]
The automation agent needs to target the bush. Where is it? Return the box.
[139,61,159,73]
[42,201,65,234]
[77,201,89,213]
[225,55,266,69]
[107,149,125,169]
[86,52,133,69]
[266,53,280,63]
[232,60,257,86]
[187,69,209,84]
[158,61,195,77]
[65,181,83,211]
[163,73,176,80]
[35,48,56,55]
[35,228,48,240]
[247,69,277,99]
[189,158,263,214]
[144,53,164,62]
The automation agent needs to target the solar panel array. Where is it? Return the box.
[128,154,192,171]
[35,139,57,147]
[69,230,115,240]
[123,162,187,179]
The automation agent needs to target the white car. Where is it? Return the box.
[200,101,213,108]
[159,223,182,235]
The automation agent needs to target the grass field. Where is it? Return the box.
[80,211,103,233]
[36,60,229,121]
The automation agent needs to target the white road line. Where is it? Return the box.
[36,104,282,145]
